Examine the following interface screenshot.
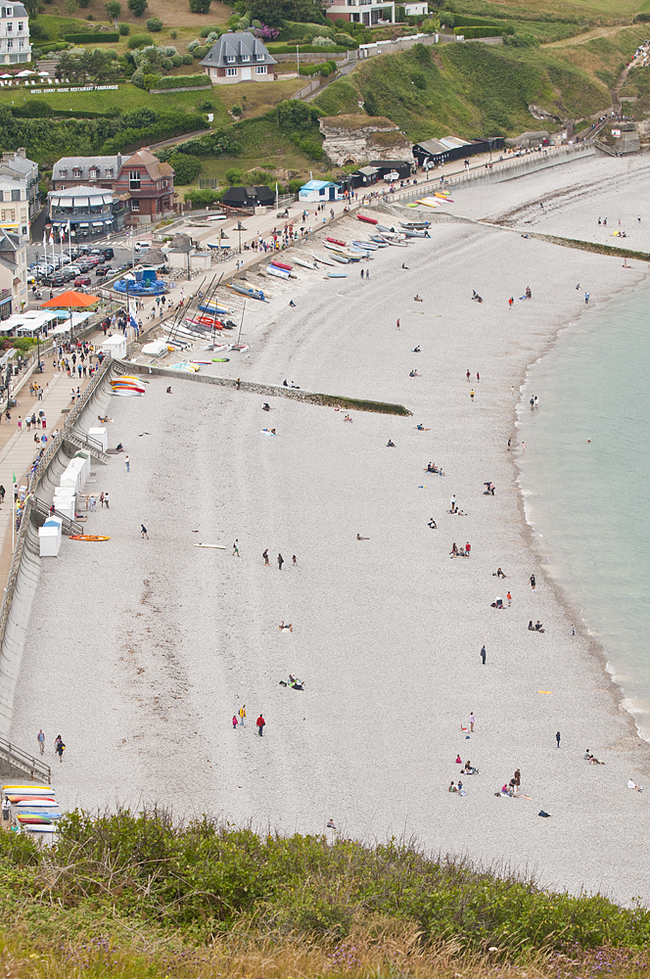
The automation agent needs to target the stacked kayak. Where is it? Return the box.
[3,784,60,835]
[111,375,145,397]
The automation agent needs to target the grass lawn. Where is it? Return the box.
[456,0,649,22]
[0,82,217,115]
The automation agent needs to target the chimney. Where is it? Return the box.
[17,148,26,159]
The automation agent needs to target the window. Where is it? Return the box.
[226,54,235,62]
[17,37,22,47]
[72,168,81,178]
[106,167,113,177]
[6,21,12,30]
[11,189,20,201]
[129,170,140,190]
[131,200,140,212]
[6,37,12,48]
[17,21,22,30]
[226,67,237,76]
[89,168,99,180]
[1,209,16,221]
[256,52,265,60]
[255,65,267,74]
[240,54,249,61]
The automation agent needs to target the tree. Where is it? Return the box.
[105,0,121,22]
[188,0,211,12]
[128,0,148,17]
[21,0,39,16]
[168,152,202,184]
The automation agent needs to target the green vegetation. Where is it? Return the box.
[62,29,120,40]
[0,812,649,979]
[153,73,212,87]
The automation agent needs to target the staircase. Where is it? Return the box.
[32,497,84,536]
[63,429,110,465]
[0,735,51,783]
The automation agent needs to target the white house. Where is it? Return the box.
[0,3,31,65]
[298,179,343,203]
[0,228,28,312]
[404,1,428,16]
[200,31,277,85]
[325,0,395,26]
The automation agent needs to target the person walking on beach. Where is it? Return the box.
[37,729,45,755]
[507,591,512,607]
[466,369,470,381]
[470,389,475,402]
[256,714,266,737]
[104,492,110,508]
[239,705,246,728]
[470,712,475,733]
[396,319,400,330]
[125,455,130,472]
[556,731,561,748]
[233,540,240,557]
[277,553,284,570]
[232,714,238,730]
[54,735,65,763]
[100,492,104,508]
[530,573,536,591]
[262,549,269,566]
[480,645,486,665]
[141,524,148,539]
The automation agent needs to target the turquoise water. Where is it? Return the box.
[517,279,650,737]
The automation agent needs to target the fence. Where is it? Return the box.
[0,734,51,782]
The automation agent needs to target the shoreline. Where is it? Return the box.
[9,153,650,904]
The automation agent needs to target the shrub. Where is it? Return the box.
[130,67,145,87]
[146,16,163,30]
[266,43,348,54]
[119,21,129,33]
[299,137,324,159]
[189,0,211,11]
[225,167,243,184]
[128,32,153,47]
[159,57,171,69]
[63,31,120,41]
[320,64,331,76]
[182,53,193,64]
[105,0,121,19]
[142,71,159,88]
[187,38,200,50]
[196,97,213,110]
[28,22,47,38]
[171,54,182,65]
[185,188,219,207]
[453,25,501,37]
[153,73,211,87]
[230,104,242,115]
[194,44,209,57]
[127,0,148,16]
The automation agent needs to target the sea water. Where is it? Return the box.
[517,279,650,738]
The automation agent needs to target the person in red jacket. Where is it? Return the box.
[256,714,266,737]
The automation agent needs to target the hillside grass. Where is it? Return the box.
[1,813,650,979]
[313,24,648,141]
[449,0,650,21]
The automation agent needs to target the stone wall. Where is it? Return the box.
[319,115,412,165]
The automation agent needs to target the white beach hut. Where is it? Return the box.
[38,517,63,558]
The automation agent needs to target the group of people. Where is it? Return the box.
[232,705,266,736]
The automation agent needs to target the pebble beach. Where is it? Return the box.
[10,152,650,906]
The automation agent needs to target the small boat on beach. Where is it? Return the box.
[325,236,346,247]
[327,253,349,265]
[69,535,111,541]
[369,236,390,247]
[228,283,269,302]
[400,221,431,230]
[311,253,335,266]
[269,260,292,271]
[403,229,430,238]
[357,214,378,225]
[352,240,378,250]
[293,257,318,271]
[327,271,347,278]
[266,265,293,280]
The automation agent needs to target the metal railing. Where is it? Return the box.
[31,497,83,536]
[0,735,51,783]
[63,429,110,465]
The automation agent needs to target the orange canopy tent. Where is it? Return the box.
[40,290,100,309]
[40,289,101,339]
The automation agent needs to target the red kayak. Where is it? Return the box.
[357,214,378,225]
[326,237,346,247]
[270,260,292,271]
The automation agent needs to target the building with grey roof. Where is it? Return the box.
[200,31,277,85]
[0,3,31,65]
[52,155,124,191]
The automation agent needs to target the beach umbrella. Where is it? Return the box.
[40,290,100,339]
[16,69,35,77]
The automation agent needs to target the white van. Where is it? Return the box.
[134,241,151,253]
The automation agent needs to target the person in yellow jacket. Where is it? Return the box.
[238,705,246,728]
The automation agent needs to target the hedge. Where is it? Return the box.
[454,25,502,37]
[63,31,120,42]
[154,73,211,88]
[266,43,349,54]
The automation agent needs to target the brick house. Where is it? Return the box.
[112,148,175,226]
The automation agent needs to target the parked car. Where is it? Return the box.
[95,266,111,277]
[61,270,75,283]
[74,276,91,287]
[102,247,114,260]
[134,241,150,253]
[117,260,133,272]
[42,275,64,287]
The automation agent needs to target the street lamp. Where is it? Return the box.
[296,44,300,74]
[234,221,247,255]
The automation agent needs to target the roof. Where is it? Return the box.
[49,186,115,205]
[300,180,340,191]
[0,3,27,16]
[53,155,122,183]
[222,185,275,205]
[0,228,22,257]
[356,166,379,176]
[0,150,37,178]
[121,148,172,183]
[200,31,277,69]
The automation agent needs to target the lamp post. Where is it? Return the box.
[234,221,247,255]
[296,44,300,75]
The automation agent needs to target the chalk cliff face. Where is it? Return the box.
[319,115,412,165]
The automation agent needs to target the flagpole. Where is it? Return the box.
[11,472,15,555]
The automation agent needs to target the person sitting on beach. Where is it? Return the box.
[585,750,605,765]
[166,387,172,394]
[412,346,421,353]
[344,414,353,423]
[409,370,419,377]
[525,286,532,299]
[262,403,271,411]
[115,443,124,453]
[628,779,643,792]
[494,568,507,578]
[484,481,495,495]
[416,423,425,431]
[535,620,545,632]
[356,533,369,540]
[279,621,293,632]
[427,462,437,473]
[327,818,336,828]
[491,598,504,609]
[428,518,437,529]
[458,781,466,796]
[528,621,535,631]
[450,543,459,557]
[386,439,395,447]
[283,379,289,387]
[414,295,423,302]
[402,263,409,270]
[449,781,458,793]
